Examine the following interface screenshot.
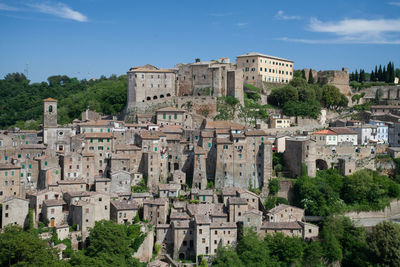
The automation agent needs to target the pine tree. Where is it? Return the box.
[308,69,315,84]
[378,65,383,81]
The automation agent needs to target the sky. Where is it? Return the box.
[0,0,400,83]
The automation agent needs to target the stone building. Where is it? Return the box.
[26,189,62,224]
[42,199,67,227]
[176,59,244,105]
[110,170,132,194]
[213,127,272,190]
[236,52,294,88]
[127,64,177,105]
[42,98,74,154]
[143,198,169,225]
[110,199,139,224]
[284,138,316,177]
[1,197,29,228]
[266,204,304,222]
[156,107,191,128]
[0,163,21,201]
[70,192,110,236]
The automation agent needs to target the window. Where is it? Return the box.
[202,238,205,243]
[199,229,202,234]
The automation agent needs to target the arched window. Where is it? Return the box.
[146,97,151,101]
[48,105,53,113]
[153,96,158,100]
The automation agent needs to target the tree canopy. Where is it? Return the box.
[0,73,126,129]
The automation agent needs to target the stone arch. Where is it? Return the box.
[167,93,171,97]
[316,159,328,170]
[146,97,151,101]
[160,94,164,98]
[153,96,158,100]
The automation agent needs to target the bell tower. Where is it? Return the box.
[43,98,58,128]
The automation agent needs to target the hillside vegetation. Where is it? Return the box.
[0,73,126,129]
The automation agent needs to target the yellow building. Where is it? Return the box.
[270,118,291,129]
[236,52,294,87]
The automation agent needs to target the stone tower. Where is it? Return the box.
[43,98,58,128]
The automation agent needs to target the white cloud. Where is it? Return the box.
[235,22,248,28]
[275,10,301,20]
[0,3,19,11]
[388,2,400,6]
[277,36,400,45]
[27,2,88,22]
[279,17,400,44]
[309,17,400,36]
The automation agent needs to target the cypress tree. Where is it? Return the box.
[391,62,396,83]
[378,65,383,81]
[360,69,365,83]
[374,66,378,81]
[308,69,315,84]
[384,65,389,83]
[355,70,359,82]
[350,72,354,81]
[301,69,306,80]
[370,70,375,82]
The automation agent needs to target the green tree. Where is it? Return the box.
[308,69,315,84]
[0,225,64,266]
[212,246,244,267]
[268,178,280,196]
[368,221,400,266]
[71,220,146,266]
[321,84,348,109]
[237,229,271,266]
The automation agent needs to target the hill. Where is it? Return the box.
[0,73,127,129]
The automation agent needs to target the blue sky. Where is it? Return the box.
[1,0,400,82]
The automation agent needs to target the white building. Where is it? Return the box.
[350,125,378,145]
[330,127,358,145]
[369,120,388,144]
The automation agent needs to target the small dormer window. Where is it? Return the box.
[48,105,53,113]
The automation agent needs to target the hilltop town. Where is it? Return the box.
[2,52,400,266]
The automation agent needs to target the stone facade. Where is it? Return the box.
[2,197,29,228]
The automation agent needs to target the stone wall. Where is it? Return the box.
[133,225,154,262]
[345,199,400,220]
[276,179,294,203]
[123,96,217,123]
